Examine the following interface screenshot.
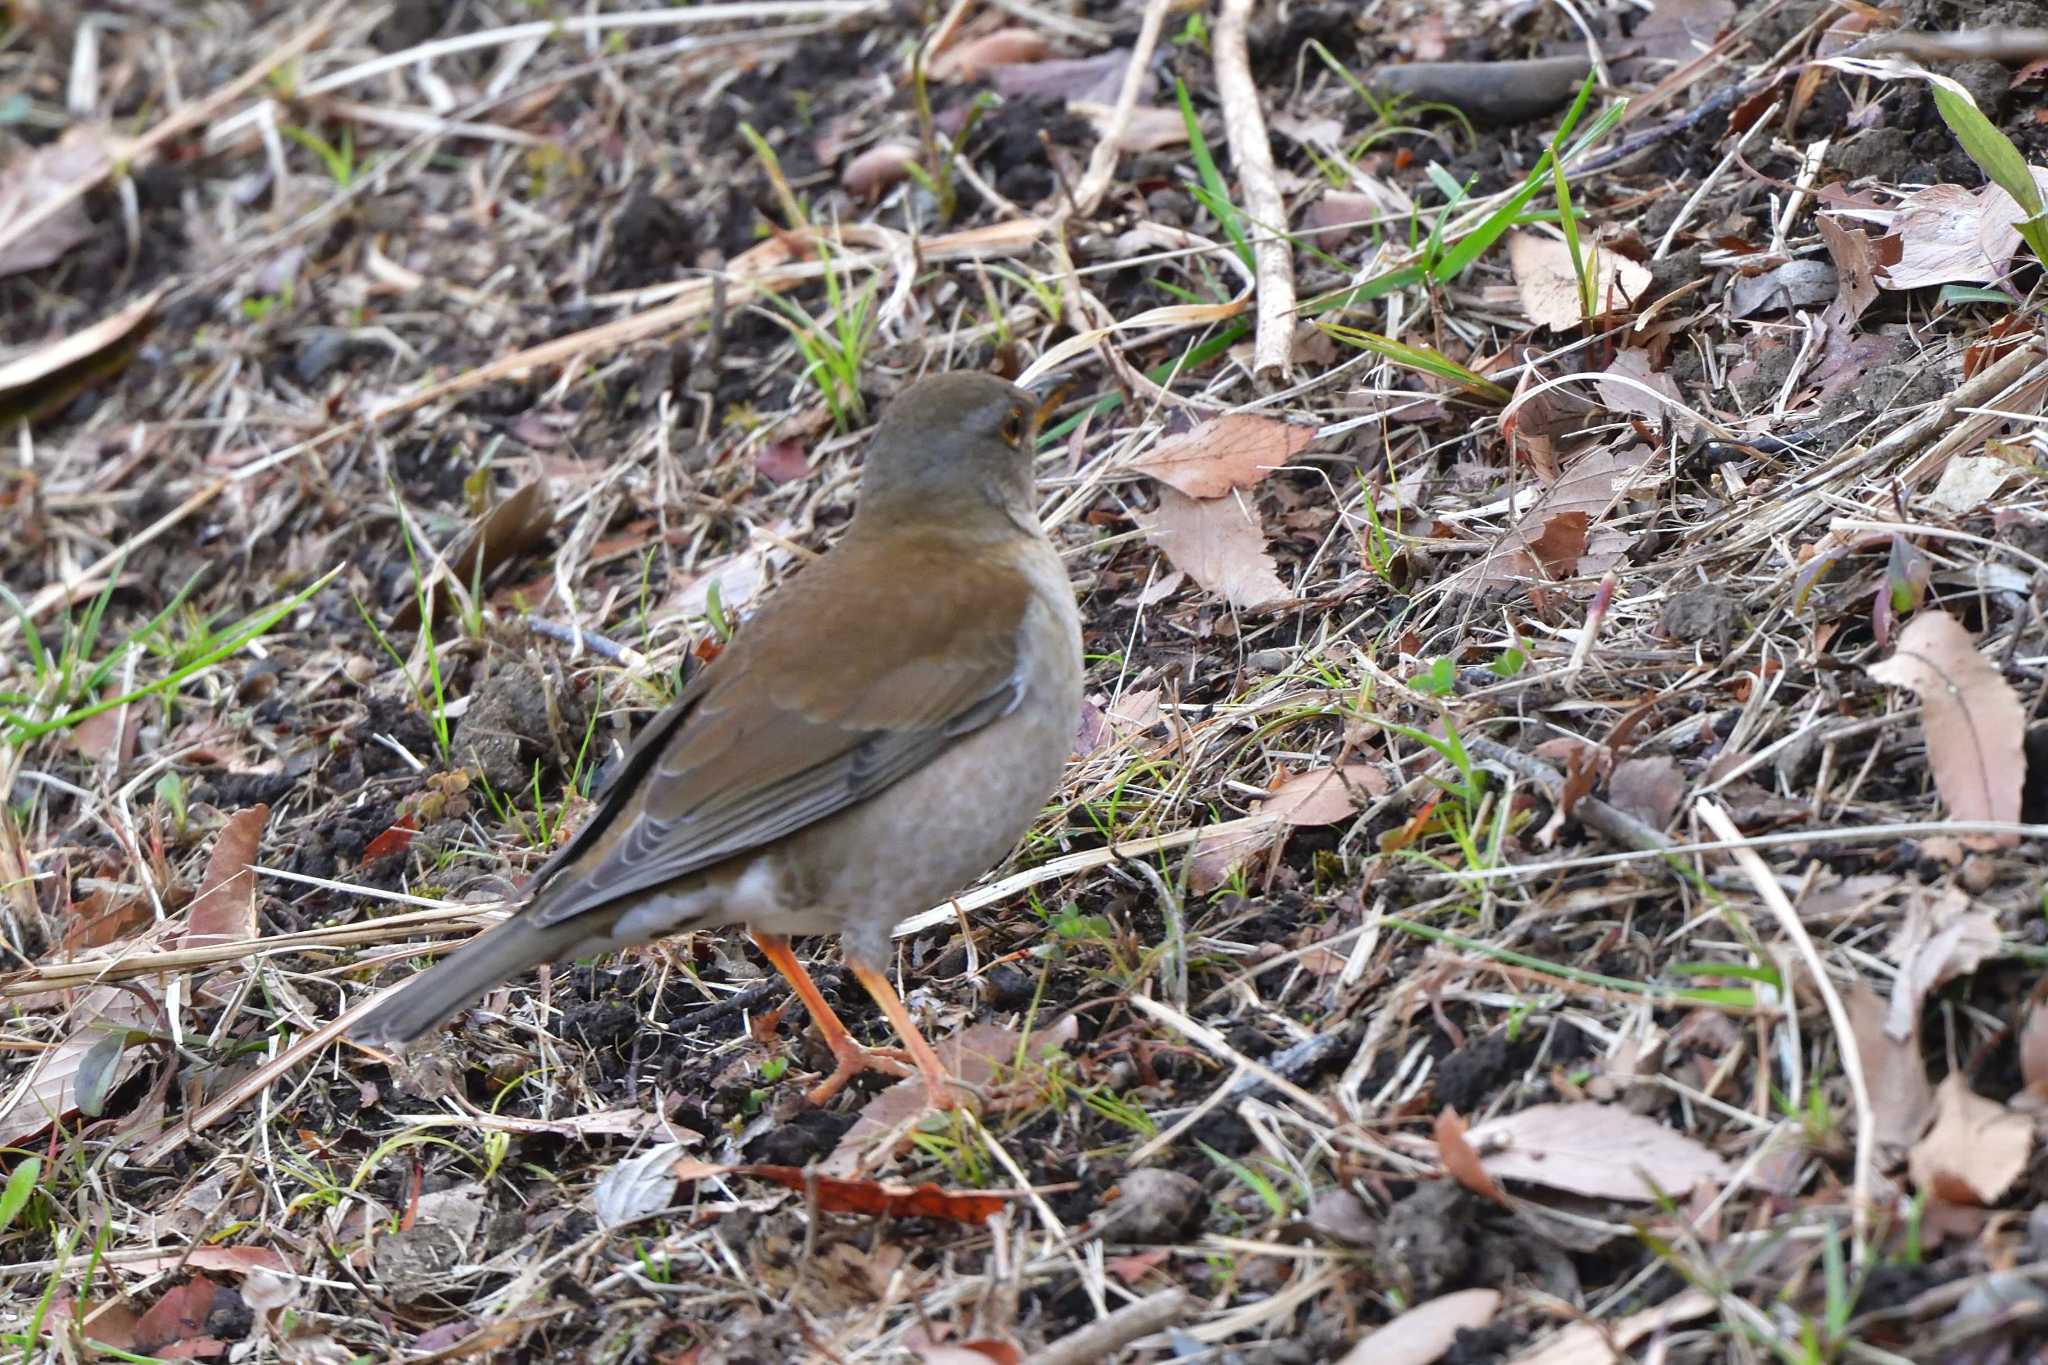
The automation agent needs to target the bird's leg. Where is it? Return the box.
[749,932,918,1104]
[845,959,956,1112]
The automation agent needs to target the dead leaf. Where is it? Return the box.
[755,437,812,485]
[393,480,556,631]
[0,288,163,429]
[1130,413,1317,498]
[183,805,269,948]
[1846,982,1933,1157]
[1879,174,2048,289]
[829,1017,1078,1171]
[672,1158,1014,1222]
[1479,445,1655,588]
[184,1245,294,1276]
[1524,510,1589,579]
[989,49,1133,103]
[1730,258,1839,317]
[1816,213,1898,322]
[1134,488,1287,609]
[1334,1288,1503,1365]
[1435,1110,1508,1205]
[0,985,152,1146]
[131,1274,228,1355]
[360,816,417,865]
[1463,1102,1734,1200]
[843,142,918,201]
[1884,886,2000,1039]
[1624,0,1735,63]
[1908,1074,2032,1205]
[1606,756,1686,830]
[1257,765,1389,826]
[593,1140,691,1228]
[930,28,1052,81]
[1508,231,1653,330]
[1594,349,1683,420]
[0,126,109,276]
[1186,819,1285,894]
[1509,1289,1718,1365]
[2021,1004,2048,1098]
[1865,610,2027,849]
[1073,102,1189,153]
[1925,453,2015,516]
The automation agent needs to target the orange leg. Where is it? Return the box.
[750,932,953,1107]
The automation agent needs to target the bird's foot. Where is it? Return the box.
[804,1038,918,1106]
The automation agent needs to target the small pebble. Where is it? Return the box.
[1108,1167,1205,1241]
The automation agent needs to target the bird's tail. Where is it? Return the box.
[349,913,594,1047]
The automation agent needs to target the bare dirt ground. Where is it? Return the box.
[7,0,2048,1360]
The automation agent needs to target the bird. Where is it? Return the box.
[350,371,1084,1111]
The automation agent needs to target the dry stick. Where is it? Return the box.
[1211,0,1295,381]
[0,0,345,265]
[1067,0,1174,218]
[1462,737,1677,859]
[1695,799,1874,1266]
[1026,1288,1193,1365]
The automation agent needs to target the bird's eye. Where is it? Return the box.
[1000,407,1026,447]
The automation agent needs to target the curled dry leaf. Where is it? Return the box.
[593,1140,691,1228]
[1606,756,1686,830]
[1510,1290,1718,1365]
[1507,231,1653,330]
[0,287,163,429]
[1729,258,1838,317]
[1846,982,1933,1157]
[843,142,918,201]
[1129,413,1317,498]
[1073,103,1189,153]
[1333,1288,1503,1365]
[0,126,109,277]
[1878,175,2048,290]
[0,985,152,1146]
[1907,1074,2032,1205]
[1134,488,1287,609]
[1257,764,1390,826]
[1463,1101,1734,1201]
[1435,1109,1508,1205]
[393,479,557,631]
[1816,213,1898,322]
[1884,885,2000,1040]
[183,804,270,948]
[672,1157,1015,1222]
[1865,610,2026,849]
[1594,349,1683,421]
[988,49,1133,103]
[930,28,1052,81]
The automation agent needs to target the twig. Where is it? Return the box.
[1462,736,1677,858]
[1871,27,2048,64]
[1067,0,1174,218]
[528,618,645,665]
[1212,0,1295,380]
[1125,993,1338,1123]
[1695,799,1873,1266]
[1027,1288,1192,1365]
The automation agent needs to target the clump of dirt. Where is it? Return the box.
[456,655,588,796]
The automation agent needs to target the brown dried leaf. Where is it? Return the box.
[1257,764,1390,826]
[830,1017,1078,1171]
[1435,1109,1508,1205]
[1130,413,1317,498]
[1846,982,1933,1157]
[1510,1290,1718,1365]
[183,805,269,948]
[0,126,109,276]
[1878,174,2048,289]
[1606,756,1686,830]
[393,480,556,630]
[843,142,918,201]
[0,288,162,429]
[1463,1102,1734,1200]
[673,1157,1015,1222]
[1908,1074,2032,1205]
[1335,1289,1503,1365]
[1816,213,1898,322]
[1865,610,2026,848]
[988,49,1133,103]
[1594,349,1683,421]
[1507,231,1653,330]
[930,28,1053,81]
[1134,488,1287,609]
[0,986,151,1146]
[1884,886,2001,1039]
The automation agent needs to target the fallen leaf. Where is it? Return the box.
[1730,258,1838,317]
[1925,453,2015,516]
[1186,819,1285,894]
[1257,764,1389,826]
[1523,510,1589,579]
[184,1246,294,1277]
[0,287,163,429]
[183,805,269,948]
[930,28,1052,81]
[755,436,812,485]
[843,142,918,201]
[360,816,418,865]
[1334,1288,1503,1365]
[1816,213,1898,322]
[1478,445,1655,588]
[593,1140,690,1228]
[1884,886,2000,1039]
[1866,610,2027,849]
[1107,687,1163,736]
[1129,413,1317,498]
[1435,1110,1508,1205]
[830,1017,1078,1170]
[1508,231,1653,330]
[1846,982,1933,1157]
[672,1158,1015,1222]
[1878,174,2048,289]
[2021,1004,2048,1098]
[1134,488,1287,609]
[1606,756,1686,830]
[1509,1289,1718,1365]
[392,480,556,631]
[1908,1074,2032,1205]
[1463,1102,1733,1201]
[988,49,1133,103]
[1301,190,1392,248]
[0,985,152,1145]
[1594,349,1683,420]
[132,1275,227,1355]
[1073,102,1188,153]
[1624,0,1735,64]
[0,126,109,276]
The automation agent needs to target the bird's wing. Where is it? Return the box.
[527,533,1037,928]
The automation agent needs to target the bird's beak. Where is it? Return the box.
[1026,377,1075,437]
